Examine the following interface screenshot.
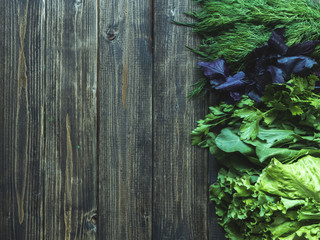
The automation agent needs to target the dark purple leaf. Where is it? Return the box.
[268,28,288,55]
[267,66,285,83]
[230,92,242,101]
[277,56,317,75]
[210,78,225,87]
[198,58,229,79]
[215,71,246,91]
[246,45,280,77]
[247,89,262,102]
[286,40,320,56]
[249,44,270,59]
[273,27,286,37]
[254,75,271,95]
[254,57,269,76]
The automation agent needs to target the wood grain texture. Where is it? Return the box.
[0,0,5,232]
[97,0,153,239]
[43,0,98,239]
[0,1,227,239]
[0,1,45,239]
[0,0,8,237]
[152,1,210,239]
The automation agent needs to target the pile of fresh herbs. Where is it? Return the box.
[186,0,320,239]
[184,0,320,98]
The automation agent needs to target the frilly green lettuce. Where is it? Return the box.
[256,156,320,201]
[210,156,320,239]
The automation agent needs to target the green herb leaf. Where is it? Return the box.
[215,128,253,154]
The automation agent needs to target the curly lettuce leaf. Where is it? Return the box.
[210,156,320,239]
[256,156,320,201]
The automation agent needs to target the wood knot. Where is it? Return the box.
[106,28,117,41]
[74,0,82,8]
[90,213,97,226]
[85,210,97,232]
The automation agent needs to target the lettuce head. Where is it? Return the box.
[210,156,320,239]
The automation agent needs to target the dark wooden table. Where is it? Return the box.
[0,1,225,239]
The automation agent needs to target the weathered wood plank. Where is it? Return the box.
[43,0,97,239]
[97,0,153,239]
[0,0,5,233]
[0,0,8,236]
[0,1,45,239]
[152,2,210,239]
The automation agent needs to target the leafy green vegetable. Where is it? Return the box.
[208,125,320,166]
[192,75,320,167]
[215,128,253,155]
[210,156,320,239]
[256,156,320,201]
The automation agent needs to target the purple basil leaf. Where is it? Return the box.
[267,66,285,83]
[273,27,286,37]
[249,44,270,58]
[254,57,271,76]
[247,89,262,102]
[215,71,246,91]
[268,28,288,56]
[246,45,277,69]
[255,76,270,95]
[210,78,225,87]
[277,56,317,75]
[198,58,229,79]
[230,92,242,101]
[286,40,320,56]
[246,45,280,77]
